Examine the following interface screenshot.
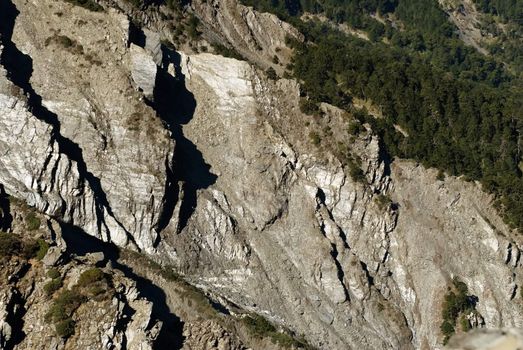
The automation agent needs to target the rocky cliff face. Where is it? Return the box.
[192,0,302,69]
[1,0,523,349]
[0,0,174,253]
[445,328,523,350]
[438,0,490,55]
[0,202,161,350]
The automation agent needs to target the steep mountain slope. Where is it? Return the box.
[0,0,174,252]
[0,199,161,350]
[0,184,292,350]
[0,0,522,349]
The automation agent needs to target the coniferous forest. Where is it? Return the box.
[241,0,523,231]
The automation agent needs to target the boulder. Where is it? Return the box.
[130,43,157,100]
[41,246,63,267]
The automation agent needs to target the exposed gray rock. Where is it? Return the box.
[1,1,523,349]
[159,51,412,349]
[387,162,523,347]
[157,49,523,349]
[1,0,175,254]
[143,28,163,66]
[182,319,245,350]
[0,207,161,350]
[445,328,523,350]
[0,289,13,349]
[86,252,105,265]
[41,246,63,267]
[438,0,489,55]
[0,200,162,350]
[130,43,158,100]
[192,0,303,70]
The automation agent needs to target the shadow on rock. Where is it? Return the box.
[0,185,13,231]
[0,0,134,245]
[149,45,217,234]
[61,223,186,349]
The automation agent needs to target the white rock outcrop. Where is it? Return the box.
[159,49,523,349]
[1,0,523,349]
[193,0,303,69]
[130,43,158,100]
[1,0,174,253]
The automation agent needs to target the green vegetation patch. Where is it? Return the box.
[473,0,523,21]
[55,318,76,338]
[266,67,278,80]
[77,268,112,299]
[44,268,64,297]
[375,193,393,210]
[0,232,21,257]
[46,289,85,323]
[0,232,49,260]
[45,289,86,338]
[45,268,113,338]
[77,268,105,287]
[44,278,63,296]
[309,131,321,146]
[25,212,41,231]
[211,43,245,61]
[440,278,478,344]
[242,314,313,349]
[47,268,61,280]
[35,239,49,260]
[241,0,394,41]
[300,98,320,116]
[289,23,523,230]
[347,156,366,183]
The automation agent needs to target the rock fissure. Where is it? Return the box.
[0,1,522,348]
[3,287,27,350]
[329,245,351,303]
[0,0,138,249]
[148,48,217,234]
